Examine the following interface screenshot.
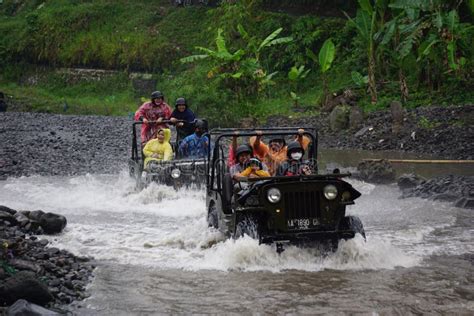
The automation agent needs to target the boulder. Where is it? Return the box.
[349,106,364,129]
[39,213,67,234]
[455,197,474,209]
[390,100,404,135]
[7,299,61,316]
[329,105,350,131]
[0,271,54,306]
[0,205,16,215]
[357,159,396,184]
[397,173,425,191]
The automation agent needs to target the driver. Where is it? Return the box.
[178,119,209,159]
[134,91,172,145]
[230,144,269,181]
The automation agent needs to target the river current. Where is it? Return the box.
[0,151,472,314]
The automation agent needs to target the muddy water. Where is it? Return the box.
[0,151,472,314]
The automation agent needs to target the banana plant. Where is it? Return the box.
[307,38,335,107]
[288,64,310,107]
[344,0,382,104]
[181,25,292,99]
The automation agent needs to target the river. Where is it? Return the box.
[0,150,472,314]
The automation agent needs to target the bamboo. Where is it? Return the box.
[363,159,474,164]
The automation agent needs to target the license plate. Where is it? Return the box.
[287,218,319,230]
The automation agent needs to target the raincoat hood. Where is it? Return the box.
[157,128,171,143]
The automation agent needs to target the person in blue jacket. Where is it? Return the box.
[170,97,196,142]
[178,119,209,159]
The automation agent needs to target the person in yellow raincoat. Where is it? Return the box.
[143,128,173,169]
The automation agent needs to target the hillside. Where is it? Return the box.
[0,0,473,126]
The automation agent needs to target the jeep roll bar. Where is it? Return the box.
[207,129,318,193]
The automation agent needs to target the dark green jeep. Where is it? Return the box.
[206,127,365,253]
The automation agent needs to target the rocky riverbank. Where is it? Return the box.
[1,105,472,179]
[0,205,94,312]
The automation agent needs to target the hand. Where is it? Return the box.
[256,130,263,136]
[233,131,240,136]
[151,153,159,158]
[157,117,163,123]
[177,122,184,127]
[170,117,177,123]
[143,118,149,124]
[298,128,305,136]
[248,174,258,178]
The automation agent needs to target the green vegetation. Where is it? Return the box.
[0,0,472,126]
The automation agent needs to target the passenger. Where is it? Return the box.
[277,141,313,176]
[229,144,252,179]
[170,97,196,142]
[230,144,269,181]
[143,128,173,169]
[234,158,270,181]
[178,119,209,159]
[250,129,310,175]
[134,91,172,145]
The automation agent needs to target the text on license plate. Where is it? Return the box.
[287,218,319,230]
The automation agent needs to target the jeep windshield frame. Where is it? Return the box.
[207,127,318,192]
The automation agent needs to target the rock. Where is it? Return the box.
[39,213,67,234]
[6,299,61,316]
[0,211,17,225]
[0,205,16,215]
[349,106,364,129]
[397,173,425,191]
[390,100,404,135]
[9,259,43,274]
[0,271,54,306]
[455,197,474,209]
[354,126,373,137]
[357,159,396,184]
[27,210,45,222]
[329,105,350,131]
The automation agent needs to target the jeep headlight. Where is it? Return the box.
[323,185,338,200]
[267,188,281,203]
[171,168,181,179]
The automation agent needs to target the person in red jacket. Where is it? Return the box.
[134,91,172,145]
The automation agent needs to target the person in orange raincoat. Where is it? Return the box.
[249,129,311,176]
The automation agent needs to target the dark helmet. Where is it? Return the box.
[175,97,187,107]
[151,91,164,100]
[286,141,304,158]
[235,144,253,159]
[246,157,263,169]
[194,119,207,130]
[269,136,286,147]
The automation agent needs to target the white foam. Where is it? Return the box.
[0,172,468,272]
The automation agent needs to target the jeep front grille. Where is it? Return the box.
[284,191,320,220]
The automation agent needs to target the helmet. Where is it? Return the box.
[175,97,186,107]
[286,141,304,158]
[151,91,164,100]
[194,119,207,130]
[246,157,262,169]
[269,136,286,147]
[235,144,252,159]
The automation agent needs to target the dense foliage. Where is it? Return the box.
[0,0,472,125]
